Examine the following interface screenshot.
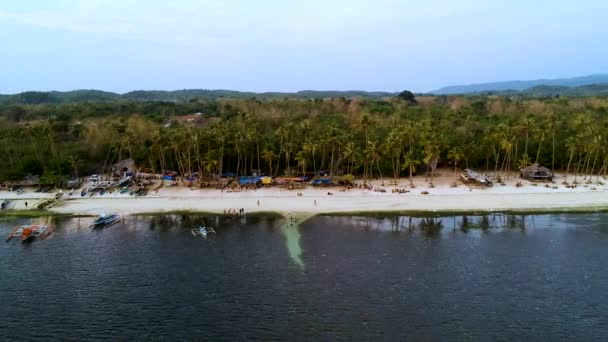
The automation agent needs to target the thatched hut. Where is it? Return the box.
[520,163,552,182]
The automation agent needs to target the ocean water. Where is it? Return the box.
[1,213,607,340]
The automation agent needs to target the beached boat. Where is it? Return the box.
[460,169,493,187]
[5,225,52,243]
[90,213,120,228]
[191,226,216,237]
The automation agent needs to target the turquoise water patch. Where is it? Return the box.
[282,221,304,269]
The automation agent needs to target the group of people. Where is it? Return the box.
[391,188,410,194]
[224,208,245,216]
[287,212,300,226]
[354,182,373,190]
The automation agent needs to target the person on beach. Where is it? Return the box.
[314,199,316,206]
[25,201,28,208]
[257,200,260,206]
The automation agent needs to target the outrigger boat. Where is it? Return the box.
[90,213,120,228]
[191,226,216,237]
[6,224,53,243]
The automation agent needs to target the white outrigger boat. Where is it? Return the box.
[90,213,120,228]
[191,226,216,237]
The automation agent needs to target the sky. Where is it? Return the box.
[0,0,607,93]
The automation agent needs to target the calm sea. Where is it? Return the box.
[1,213,607,341]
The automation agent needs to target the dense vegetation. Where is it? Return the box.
[1,94,608,186]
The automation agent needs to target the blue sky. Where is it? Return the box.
[0,0,606,93]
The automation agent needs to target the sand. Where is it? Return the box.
[1,171,608,216]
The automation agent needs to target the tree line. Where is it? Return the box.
[0,94,607,186]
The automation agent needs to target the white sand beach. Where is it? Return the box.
[2,172,608,216]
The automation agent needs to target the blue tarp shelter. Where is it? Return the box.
[239,176,262,185]
[312,178,331,186]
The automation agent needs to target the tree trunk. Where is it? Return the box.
[564,149,573,182]
[535,138,543,164]
[551,132,555,174]
[330,144,335,178]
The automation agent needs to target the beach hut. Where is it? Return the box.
[520,163,552,182]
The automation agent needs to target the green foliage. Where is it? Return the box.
[0,94,607,184]
[397,90,416,103]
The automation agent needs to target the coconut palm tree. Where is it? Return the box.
[564,138,577,183]
[365,140,383,184]
[447,146,464,174]
[261,149,277,176]
[401,151,420,187]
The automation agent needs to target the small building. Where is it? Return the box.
[520,163,552,182]
[114,159,135,177]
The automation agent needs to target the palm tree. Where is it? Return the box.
[365,140,383,185]
[295,150,307,176]
[67,155,81,179]
[564,138,577,183]
[327,125,343,179]
[303,142,319,174]
[533,128,546,164]
[401,151,420,187]
[447,146,464,174]
[383,129,403,181]
[518,116,535,158]
[423,143,439,186]
[261,149,277,176]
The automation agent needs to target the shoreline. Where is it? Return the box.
[2,174,608,218]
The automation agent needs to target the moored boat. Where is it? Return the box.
[90,213,120,228]
[21,227,34,242]
[191,226,216,237]
[5,224,52,243]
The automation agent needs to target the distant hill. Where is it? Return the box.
[0,89,398,105]
[432,74,608,95]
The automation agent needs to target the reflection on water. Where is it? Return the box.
[343,213,538,234]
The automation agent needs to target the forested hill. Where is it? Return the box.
[0,89,398,104]
[433,74,608,95]
[3,81,608,105]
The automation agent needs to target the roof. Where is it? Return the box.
[520,163,551,173]
[115,158,135,170]
[170,114,220,126]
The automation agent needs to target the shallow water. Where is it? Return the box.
[1,213,608,340]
